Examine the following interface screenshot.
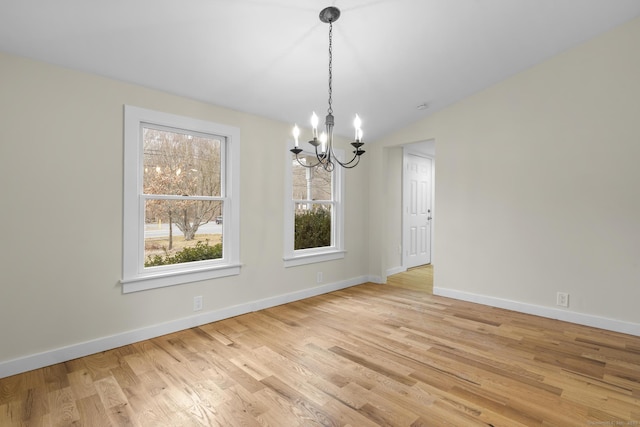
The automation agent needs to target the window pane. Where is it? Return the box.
[294,203,332,250]
[143,127,222,197]
[292,154,332,200]
[144,199,223,267]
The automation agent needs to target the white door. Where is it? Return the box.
[403,153,432,269]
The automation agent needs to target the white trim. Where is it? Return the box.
[0,275,370,379]
[122,105,241,292]
[386,266,406,276]
[284,250,345,268]
[433,287,640,337]
[121,264,242,293]
[367,275,385,284]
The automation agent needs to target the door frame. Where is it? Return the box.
[402,144,435,270]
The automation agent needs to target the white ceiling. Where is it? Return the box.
[2,0,640,141]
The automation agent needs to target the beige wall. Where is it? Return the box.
[0,52,370,369]
[374,16,640,328]
[385,147,403,271]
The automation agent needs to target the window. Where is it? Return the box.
[122,106,240,292]
[284,146,345,267]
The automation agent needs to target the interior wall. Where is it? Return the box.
[373,16,640,330]
[385,147,403,273]
[0,52,370,371]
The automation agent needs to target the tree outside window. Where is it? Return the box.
[142,127,224,267]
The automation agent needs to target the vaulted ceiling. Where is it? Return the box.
[2,0,640,141]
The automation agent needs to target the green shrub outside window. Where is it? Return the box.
[294,208,331,250]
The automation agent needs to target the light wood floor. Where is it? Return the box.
[387,264,434,293]
[1,265,639,426]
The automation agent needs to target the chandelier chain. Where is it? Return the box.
[327,21,333,115]
[289,6,365,171]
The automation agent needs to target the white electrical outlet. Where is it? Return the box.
[317,272,323,283]
[556,292,569,308]
[193,295,203,311]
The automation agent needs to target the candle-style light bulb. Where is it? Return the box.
[292,124,300,147]
[319,131,327,153]
[311,112,319,139]
[353,114,362,141]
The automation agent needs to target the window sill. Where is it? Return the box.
[121,263,241,293]
[283,250,346,268]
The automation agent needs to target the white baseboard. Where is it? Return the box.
[386,266,406,277]
[0,276,369,379]
[433,287,640,337]
[366,274,385,284]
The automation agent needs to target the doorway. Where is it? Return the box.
[402,144,434,270]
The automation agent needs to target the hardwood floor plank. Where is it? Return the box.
[95,376,129,410]
[122,383,165,426]
[66,368,97,402]
[76,394,111,427]
[47,387,80,426]
[1,265,639,426]
[0,400,22,426]
[42,364,69,393]
[321,398,381,427]
[308,376,370,410]
[357,401,418,427]
[109,364,140,390]
[261,375,340,426]
[254,387,306,427]
[106,402,136,427]
[0,375,23,406]
[22,386,49,422]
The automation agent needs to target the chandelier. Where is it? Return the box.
[290,6,365,172]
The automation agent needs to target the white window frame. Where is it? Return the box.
[283,141,345,267]
[122,105,240,293]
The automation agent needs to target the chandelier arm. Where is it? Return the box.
[333,152,362,169]
[327,147,361,168]
[291,148,322,169]
[290,143,335,169]
[294,155,319,169]
[343,157,361,169]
